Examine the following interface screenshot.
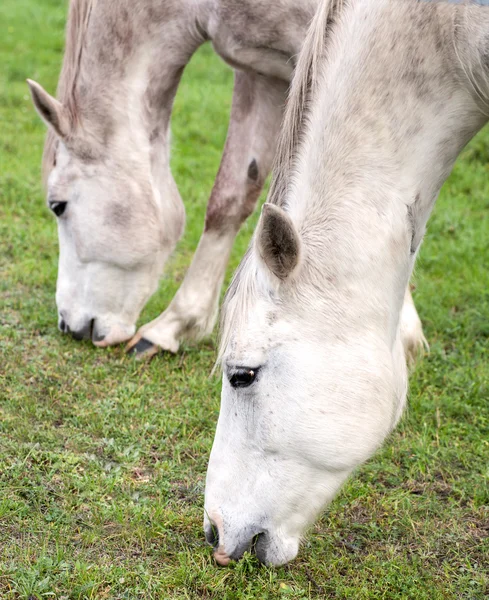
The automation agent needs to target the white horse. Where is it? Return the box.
[204,0,489,566]
[27,0,425,360]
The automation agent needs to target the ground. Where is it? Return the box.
[0,1,488,598]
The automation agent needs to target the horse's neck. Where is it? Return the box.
[74,0,210,163]
[294,3,485,245]
[287,1,488,339]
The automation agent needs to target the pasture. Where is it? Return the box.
[1,0,488,597]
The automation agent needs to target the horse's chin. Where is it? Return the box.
[92,323,136,347]
[254,531,300,566]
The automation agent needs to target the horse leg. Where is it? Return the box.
[400,287,428,366]
[128,71,288,357]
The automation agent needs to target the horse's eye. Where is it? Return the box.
[229,368,258,389]
[49,201,67,217]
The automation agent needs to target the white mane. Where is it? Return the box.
[218,0,345,365]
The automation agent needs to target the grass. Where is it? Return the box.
[0,1,488,598]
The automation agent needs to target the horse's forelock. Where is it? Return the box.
[217,249,261,369]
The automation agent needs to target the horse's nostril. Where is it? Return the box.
[251,533,262,554]
[92,327,105,343]
[59,319,67,333]
[70,319,94,341]
[92,333,105,343]
[252,531,269,564]
[205,521,220,549]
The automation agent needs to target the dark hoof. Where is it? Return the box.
[127,337,160,359]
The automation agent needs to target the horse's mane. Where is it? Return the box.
[217,0,345,366]
[267,0,344,207]
[42,0,95,185]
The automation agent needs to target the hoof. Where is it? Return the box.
[126,337,160,359]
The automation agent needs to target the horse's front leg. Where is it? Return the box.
[128,71,288,357]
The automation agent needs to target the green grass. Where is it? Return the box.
[1,1,488,598]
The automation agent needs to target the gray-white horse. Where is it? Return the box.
[204,0,489,566]
[28,0,425,360]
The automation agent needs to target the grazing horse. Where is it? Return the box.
[28,0,425,359]
[204,0,489,566]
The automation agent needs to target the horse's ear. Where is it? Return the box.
[255,203,301,280]
[27,79,70,139]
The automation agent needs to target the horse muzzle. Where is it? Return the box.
[204,513,298,566]
[59,315,95,341]
[204,517,265,565]
[58,314,135,346]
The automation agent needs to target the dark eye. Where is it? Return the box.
[49,201,67,217]
[228,368,259,389]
